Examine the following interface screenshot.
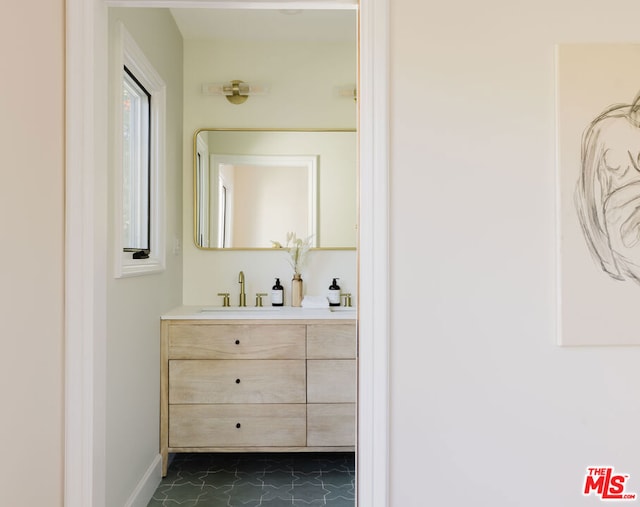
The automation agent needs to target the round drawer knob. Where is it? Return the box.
[236,423,241,429]
[235,378,241,384]
[235,339,240,345]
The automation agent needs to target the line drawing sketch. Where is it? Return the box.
[575,92,640,284]
[556,43,640,346]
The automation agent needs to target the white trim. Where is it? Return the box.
[65,1,389,506]
[65,0,108,506]
[105,1,357,9]
[195,134,211,246]
[217,159,232,247]
[357,0,390,506]
[123,454,162,507]
[114,22,167,278]
[65,2,92,505]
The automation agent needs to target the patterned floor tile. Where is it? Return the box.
[260,470,297,487]
[324,483,356,501]
[290,480,330,503]
[147,453,355,507]
[198,469,245,487]
[260,482,295,502]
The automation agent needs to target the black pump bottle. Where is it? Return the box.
[328,278,341,307]
[272,278,284,306]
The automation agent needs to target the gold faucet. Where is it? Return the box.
[238,271,246,307]
[218,292,230,307]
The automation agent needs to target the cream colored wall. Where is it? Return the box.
[390,0,640,505]
[106,8,183,507]
[182,37,358,305]
[0,0,64,505]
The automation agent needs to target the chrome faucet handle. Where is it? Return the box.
[217,292,230,307]
[342,293,352,307]
[255,293,268,307]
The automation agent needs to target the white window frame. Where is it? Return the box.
[113,21,166,278]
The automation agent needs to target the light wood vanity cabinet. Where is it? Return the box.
[306,324,357,447]
[160,318,356,476]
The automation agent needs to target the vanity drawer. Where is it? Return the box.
[307,360,356,403]
[168,323,306,359]
[307,323,357,359]
[307,403,356,446]
[170,404,306,447]
[169,359,306,404]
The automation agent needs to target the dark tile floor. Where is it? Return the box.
[147,452,356,506]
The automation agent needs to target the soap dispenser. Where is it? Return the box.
[328,278,341,307]
[272,278,284,306]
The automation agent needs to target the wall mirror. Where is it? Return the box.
[194,128,357,249]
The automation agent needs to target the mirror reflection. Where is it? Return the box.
[194,128,357,249]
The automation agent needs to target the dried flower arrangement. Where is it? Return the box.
[271,232,313,276]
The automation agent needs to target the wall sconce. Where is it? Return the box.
[335,85,357,102]
[201,80,269,105]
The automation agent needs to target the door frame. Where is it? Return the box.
[64,1,389,505]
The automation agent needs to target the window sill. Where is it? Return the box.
[115,256,165,278]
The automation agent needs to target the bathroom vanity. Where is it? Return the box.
[159,307,357,476]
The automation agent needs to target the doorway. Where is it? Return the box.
[64,1,389,506]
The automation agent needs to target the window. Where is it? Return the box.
[114,23,166,277]
[122,67,150,254]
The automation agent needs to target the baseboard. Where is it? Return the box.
[123,453,162,507]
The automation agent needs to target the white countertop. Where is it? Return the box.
[161,305,357,320]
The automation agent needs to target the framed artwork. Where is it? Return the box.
[557,44,640,346]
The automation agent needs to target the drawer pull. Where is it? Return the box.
[236,422,241,429]
[235,378,241,384]
[235,339,240,345]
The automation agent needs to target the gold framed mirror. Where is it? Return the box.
[194,128,357,250]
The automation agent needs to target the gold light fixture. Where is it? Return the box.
[201,80,269,105]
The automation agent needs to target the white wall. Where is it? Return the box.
[390,0,640,505]
[182,37,358,305]
[106,8,183,507]
[0,1,64,505]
